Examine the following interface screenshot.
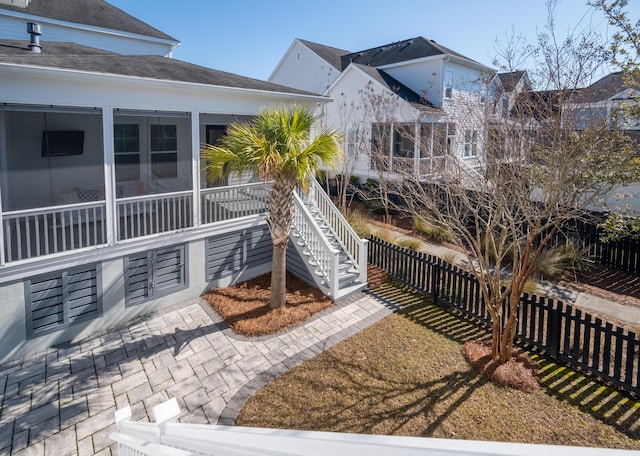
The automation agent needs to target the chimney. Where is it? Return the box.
[27,22,41,53]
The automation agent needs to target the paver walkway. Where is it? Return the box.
[0,291,397,456]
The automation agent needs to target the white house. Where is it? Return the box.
[270,37,495,185]
[0,0,367,363]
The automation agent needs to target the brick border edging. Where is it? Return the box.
[216,291,400,425]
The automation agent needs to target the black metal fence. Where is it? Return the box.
[368,236,640,396]
[547,217,640,274]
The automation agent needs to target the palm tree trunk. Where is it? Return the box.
[267,179,295,309]
[270,243,287,309]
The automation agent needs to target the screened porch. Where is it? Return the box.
[0,105,266,264]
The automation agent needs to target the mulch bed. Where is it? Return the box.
[204,272,333,337]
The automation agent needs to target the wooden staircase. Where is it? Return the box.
[290,181,367,300]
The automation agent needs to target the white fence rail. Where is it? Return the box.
[310,179,367,284]
[111,399,636,456]
[2,202,106,263]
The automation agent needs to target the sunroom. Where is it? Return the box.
[0,104,269,264]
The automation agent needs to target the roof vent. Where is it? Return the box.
[27,22,41,53]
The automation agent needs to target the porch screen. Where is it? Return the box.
[124,244,188,307]
[24,264,103,338]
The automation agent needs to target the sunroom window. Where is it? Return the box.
[150,124,178,179]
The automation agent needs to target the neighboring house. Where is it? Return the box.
[270,37,495,185]
[0,0,366,363]
[567,72,640,212]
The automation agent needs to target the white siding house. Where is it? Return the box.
[0,0,367,363]
[270,37,494,184]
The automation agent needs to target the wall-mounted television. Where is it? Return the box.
[41,130,85,157]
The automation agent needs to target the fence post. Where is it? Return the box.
[547,300,562,359]
[431,258,440,304]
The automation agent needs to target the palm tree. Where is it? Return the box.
[202,106,341,309]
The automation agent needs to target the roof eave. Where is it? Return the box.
[0,62,331,102]
[0,9,179,47]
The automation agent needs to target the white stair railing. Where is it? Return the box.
[309,180,368,284]
[292,191,340,296]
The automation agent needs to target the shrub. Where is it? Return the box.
[395,237,422,250]
[532,242,592,281]
[344,210,371,238]
[413,216,452,243]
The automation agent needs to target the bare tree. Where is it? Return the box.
[326,79,425,221]
[398,2,639,364]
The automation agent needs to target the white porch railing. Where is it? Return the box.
[309,179,367,284]
[117,191,193,240]
[2,201,107,263]
[419,155,483,189]
[200,182,271,225]
[292,191,340,295]
[111,399,635,456]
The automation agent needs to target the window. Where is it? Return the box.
[370,123,391,171]
[445,71,454,99]
[463,130,478,157]
[479,90,487,104]
[124,244,187,306]
[150,124,178,179]
[346,128,360,158]
[25,264,102,338]
[114,124,140,182]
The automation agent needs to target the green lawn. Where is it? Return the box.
[237,283,640,450]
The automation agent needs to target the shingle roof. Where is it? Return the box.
[354,64,438,113]
[497,70,526,92]
[0,0,177,42]
[580,72,636,102]
[340,36,483,70]
[0,40,316,95]
[298,39,350,71]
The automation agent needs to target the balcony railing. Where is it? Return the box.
[117,191,193,241]
[0,183,274,265]
[200,182,271,225]
[2,201,107,263]
[111,398,627,456]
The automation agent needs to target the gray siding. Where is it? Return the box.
[206,226,271,280]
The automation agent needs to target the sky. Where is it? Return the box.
[106,0,638,81]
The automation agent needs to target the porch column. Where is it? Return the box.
[191,111,201,228]
[0,111,5,266]
[102,106,117,246]
[414,121,420,178]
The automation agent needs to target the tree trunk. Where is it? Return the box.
[266,179,294,309]
[270,243,287,309]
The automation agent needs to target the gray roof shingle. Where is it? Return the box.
[497,70,526,92]
[0,40,317,95]
[340,36,483,70]
[298,39,350,71]
[0,0,177,42]
[354,64,438,113]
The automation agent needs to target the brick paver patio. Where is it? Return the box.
[0,291,395,455]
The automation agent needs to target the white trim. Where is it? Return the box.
[376,53,493,73]
[102,106,116,245]
[0,63,330,104]
[190,111,201,229]
[0,8,180,48]
[0,214,267,283]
